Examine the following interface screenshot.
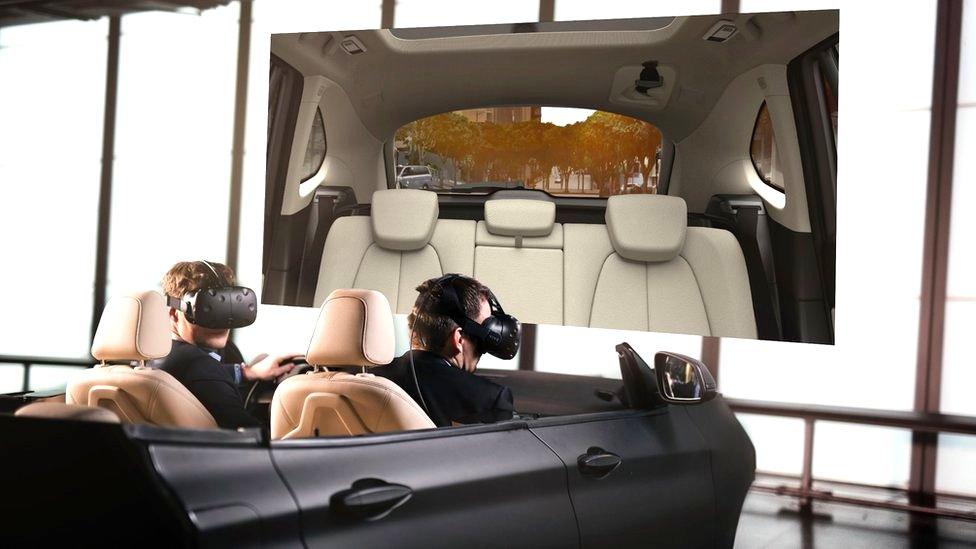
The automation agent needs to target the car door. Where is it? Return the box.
[529,408,717,549]
[271,421,579,548]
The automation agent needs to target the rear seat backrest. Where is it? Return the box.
[315,190,756,338]
[314,189,475,313]
[473,199,564,325]
[564,195,756,338]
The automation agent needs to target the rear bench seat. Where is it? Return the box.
[315,190,757,338]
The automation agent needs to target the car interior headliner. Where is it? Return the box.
[271,10,838,142]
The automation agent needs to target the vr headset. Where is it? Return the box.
[166,260,258,329]
[433,274,520,360]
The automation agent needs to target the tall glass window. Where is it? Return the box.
[721,1,938,488]
[396,0,538,27]
[938,0,976,496]
[555,0,720,20]
[107,6,241,297]
[0,19,107,359]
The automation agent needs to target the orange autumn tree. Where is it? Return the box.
[397,109,661,195]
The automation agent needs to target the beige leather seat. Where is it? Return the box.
[65,290,218,429]
[271,288,434,439]
[564,195,757,338]
[314,189,476,313]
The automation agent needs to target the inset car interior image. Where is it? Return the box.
[264,12,838,344]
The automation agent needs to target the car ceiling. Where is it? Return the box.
[272,10,838,142]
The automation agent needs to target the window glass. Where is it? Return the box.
[556,0,720,20]
[28,365,86,392]
[107,5,240,296]
[301,108,327,181]
[722,1,937,489]
[937,434,976,496]
[533,325,701,379]
[394,108,663,197]
[740,418,912,488]
[812,423,911,487]
[941,0,976,422]
[395,0,537,28]
[0,364,25,394]
[750,102,784,191]
[821,52,839,141]
[0,19,107,359]
[736,414,806,475]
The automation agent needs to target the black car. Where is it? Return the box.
[0,343,753,548]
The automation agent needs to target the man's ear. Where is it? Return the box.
[448,327,464,356]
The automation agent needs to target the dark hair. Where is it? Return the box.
[408,275,491,353]
[161,261,236,299]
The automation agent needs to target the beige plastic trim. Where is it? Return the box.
[673,64,811,232]
[281,76,387,216]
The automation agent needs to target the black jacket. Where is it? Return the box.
[156,340,258,430]
[376,350,514,427]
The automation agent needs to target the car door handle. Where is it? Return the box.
[577,447,622,478]
[331,478,413,521]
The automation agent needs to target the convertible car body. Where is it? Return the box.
[1,345,753,548]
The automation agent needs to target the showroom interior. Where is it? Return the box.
[1,0,974,546]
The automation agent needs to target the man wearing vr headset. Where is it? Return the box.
[376,274,518,427]
[156,261,299,429]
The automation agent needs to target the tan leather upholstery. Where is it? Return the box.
[272,371,434,439]
[91,290,171,361]
[68,291,218,429]
[68,365,218,428]
[306,289,395,367]
[271,289,434,439]
[314,189,476,313]
[15,402,121,423]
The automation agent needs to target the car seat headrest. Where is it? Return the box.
[605,194,687,262]
[306,289,396,368]
[484,199,555,238]
[91,291,172,362]
[371,189,439,251]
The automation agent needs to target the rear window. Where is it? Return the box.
[393,107,663,197]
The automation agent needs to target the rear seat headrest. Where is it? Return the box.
[91,291,172,362]
[606,195,688,262]
[371,189,438,251]
[307,289,395,368]
[485,199,555,237]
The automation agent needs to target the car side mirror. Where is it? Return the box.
[653,352,717,404]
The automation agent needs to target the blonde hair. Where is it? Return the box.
[161,261,236,299]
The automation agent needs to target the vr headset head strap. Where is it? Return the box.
[198,260,228,288]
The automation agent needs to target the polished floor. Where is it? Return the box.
[735,492,976,548]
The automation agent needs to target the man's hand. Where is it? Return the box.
[243,353,302,382]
